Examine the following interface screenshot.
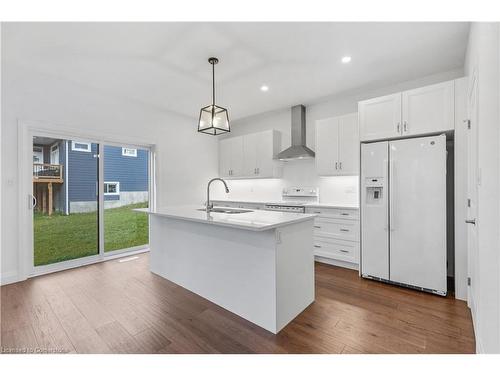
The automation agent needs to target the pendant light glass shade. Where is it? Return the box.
[198,104,230,135]
[198,57,230,135]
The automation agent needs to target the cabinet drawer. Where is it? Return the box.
[306,207,359,220]
[313,218,359,241]
[313,238,358,263]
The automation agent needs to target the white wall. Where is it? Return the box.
[0,60,218,284]
[0,24,3,289]
[464,22,500,354]
[211,68,463,205]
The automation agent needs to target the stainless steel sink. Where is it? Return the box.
[197,207,253,214]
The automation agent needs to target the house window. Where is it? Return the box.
[122,147,137,157]
[104,182,120,196]
[33,146,44,163]
[72,141,91,152]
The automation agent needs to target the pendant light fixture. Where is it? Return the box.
[198,57,230,135]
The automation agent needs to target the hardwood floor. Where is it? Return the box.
[1,253,475,354]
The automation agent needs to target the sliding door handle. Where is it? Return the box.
[28,194,37,209]
[465,219,476,225]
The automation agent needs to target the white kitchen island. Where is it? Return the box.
[138,206,316,334]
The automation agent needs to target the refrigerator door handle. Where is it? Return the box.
[384,158,389,231]
[389,159,396,232]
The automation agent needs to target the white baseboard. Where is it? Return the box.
[476,337,484,354]
[1,248,150,285]
[315,256,359,271]
[0,270,24,286]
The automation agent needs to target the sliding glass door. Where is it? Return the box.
[31,135,151,272]
[33,136,99,266]
[103,145,150,253]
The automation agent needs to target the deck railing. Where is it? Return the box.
[33,163,63,181]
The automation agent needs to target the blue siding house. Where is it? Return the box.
[33,139,149,214]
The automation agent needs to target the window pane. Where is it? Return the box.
[33,137,99,266]
[103,145,149,252]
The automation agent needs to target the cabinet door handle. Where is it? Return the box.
[314,211,322,214]
[340,228,350,232]
[340,213,349,216]
[339,249,349,253]
[256,168,259,174]
[403,121,408,132]
[339,162,342,170]
[313,225,321,229]
[314,245,322,248]
[397,122,400,133]
[335,162,338,170]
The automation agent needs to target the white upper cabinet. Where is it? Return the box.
[359,93,402,141]
[219,136,243,177]
[219,130,282,179]
[359,79,456,141]
[219,138,232,177]
[255,130,279,177]
[315,113,359,176]
[315,117,339,175]
[402,80,454,136]
[338,113,360,175]
[243,133,259,176]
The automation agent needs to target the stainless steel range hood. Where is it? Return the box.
[275,105,315,161]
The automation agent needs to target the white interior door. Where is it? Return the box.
[466,70,479,320]
[389,135,447,294]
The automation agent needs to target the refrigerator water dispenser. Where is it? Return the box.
[364,178,384,205]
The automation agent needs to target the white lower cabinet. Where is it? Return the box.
[211,201,265,210]
[306,207,360,269]
[313,238,358,264]
[313,217,359,242]
[210,202,360,269]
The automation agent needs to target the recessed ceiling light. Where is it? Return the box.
[341,56,352,64]
[260,85,269,92]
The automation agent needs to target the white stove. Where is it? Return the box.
[264,187,319,213]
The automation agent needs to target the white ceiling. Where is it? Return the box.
[3,22,470,120]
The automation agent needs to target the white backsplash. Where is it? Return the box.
[211,159,359,206]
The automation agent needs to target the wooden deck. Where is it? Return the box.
[1,254,475,354]
[32,163,63,216]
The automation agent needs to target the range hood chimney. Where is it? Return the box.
[275,105,315,161]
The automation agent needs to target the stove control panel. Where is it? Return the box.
[282,187,319,197]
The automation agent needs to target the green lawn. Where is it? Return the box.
[34,202,149,266]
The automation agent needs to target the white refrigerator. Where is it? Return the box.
[361,134,447,296]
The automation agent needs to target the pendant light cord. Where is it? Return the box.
[212,61,216,106]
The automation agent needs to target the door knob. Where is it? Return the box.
[465,219,476,225]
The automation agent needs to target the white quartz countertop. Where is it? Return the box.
[135,206,317,232]
[210,199,359,210]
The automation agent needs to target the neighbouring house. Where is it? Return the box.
[33,138,148,215]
